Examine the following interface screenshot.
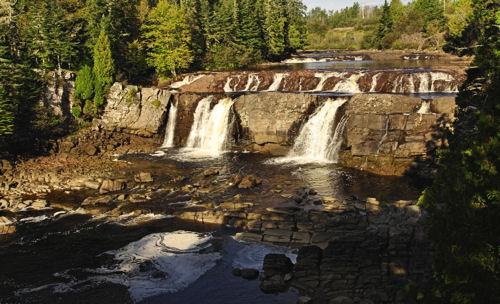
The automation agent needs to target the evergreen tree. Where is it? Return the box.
[264,0,287,59]
[418,1,500,303]
[93,25,114,89]
[374,0,393,49]
[74,65,94,102]
[389,0,404,24]
[413,0,445,33]
[141,0,193,78]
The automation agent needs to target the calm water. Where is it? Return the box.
[0,151,423,303]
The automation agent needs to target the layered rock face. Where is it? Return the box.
[340,94,456,175]
[99,84,456,176]
[100,83,172,136]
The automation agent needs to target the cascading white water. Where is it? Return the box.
[430,72,455,92]
[417,100,432,114]
[266,73,288,91]
[312,72,340,91]
[161,101,178,148]
[170,74,205,89]
[416,72,431,92]
[370,73,381,92]
[330,115,349,163]
[243,73,261,91]
[184,96,235,157]
[224,75,242,92]
[273,98,347,164]
[332,72,363,93]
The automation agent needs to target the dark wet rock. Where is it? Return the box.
[260,274,288,293]
[232,268,242,277]
[262,254,294,277]
[202,169,219,177]
[99,179,127,194]
[134,172,153,183]
[238,174,262,189]
[241,268,260,280]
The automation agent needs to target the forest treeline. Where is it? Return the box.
[0,0,307,140]
[306,0,474,50]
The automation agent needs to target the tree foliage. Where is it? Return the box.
[142,0,193,78]
[417,1,500,303]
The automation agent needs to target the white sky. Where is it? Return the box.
[302,0,410,12]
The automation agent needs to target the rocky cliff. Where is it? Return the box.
[100,83,172,136]
[99,83,456,176]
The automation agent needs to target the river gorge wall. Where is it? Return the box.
[100,69,459,176]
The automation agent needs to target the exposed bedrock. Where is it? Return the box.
[100,83,172,137]
[100,83,456,176]
[172,68,465,94]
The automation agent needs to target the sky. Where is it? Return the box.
[302,0,408,12]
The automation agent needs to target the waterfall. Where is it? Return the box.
[184,96,235,157]
[224,75,242,92]
[266,73,288,91]
[416,72,431,92]
[170,74,205,89]
[312,72,339,91]
[161,101,178,148]
[417,100,432,114]
[330,115,349,163]
[243,73,261,91]
[283,98,348,163]
[430,72,455,92]
[370,73,381,92]
[332,73,362,93]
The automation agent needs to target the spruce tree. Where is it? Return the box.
[93,25,114,89]
[375,0,393,49]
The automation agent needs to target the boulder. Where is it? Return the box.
[134,172,154,183]
[83,144,98,156]
[241,268,260,280]
[238,174,263,189]
[202,169,219,177]
[99,179,126,194]
[228,174,243,186]
[262,254,294,277]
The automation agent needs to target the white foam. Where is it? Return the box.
[282,57,327,63]
[150,150,166,157]
[17,231,221,303]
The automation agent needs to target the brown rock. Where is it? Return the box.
[238,174,263,189]
[99,179,126,194]
[228,174,243,186]
[202,169,219,177]
[134,172,154,183]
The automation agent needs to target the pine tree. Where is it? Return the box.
[141,0,193,78]
[93,25,114,89]
[375,0,393,49]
